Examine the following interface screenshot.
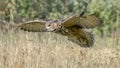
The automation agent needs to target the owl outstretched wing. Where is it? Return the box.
[62,14,103,28]
[19,20,50,32]
[53,26,94,47]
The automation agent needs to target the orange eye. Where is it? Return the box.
[48,24,51,26]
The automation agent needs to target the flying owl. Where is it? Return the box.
[19,13,103,47]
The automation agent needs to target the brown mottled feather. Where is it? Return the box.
[19,21,47,32]
[62,14,103,28]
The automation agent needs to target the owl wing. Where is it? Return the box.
[62,14,103,28]
[19,20,48,32]
[53,26,94,47]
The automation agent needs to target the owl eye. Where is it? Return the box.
[48,24,51,26]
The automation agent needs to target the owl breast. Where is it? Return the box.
[45,22,62,31]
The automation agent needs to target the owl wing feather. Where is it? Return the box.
[19,20,47,32]
[62,14,103,28]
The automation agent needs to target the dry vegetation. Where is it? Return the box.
[0,27,120,68]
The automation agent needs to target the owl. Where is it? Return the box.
[19,13,103,47]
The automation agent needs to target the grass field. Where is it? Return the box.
[0,29,120,68]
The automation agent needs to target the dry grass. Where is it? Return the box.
[0,29,120,68]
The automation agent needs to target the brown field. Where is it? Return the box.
[0,29,120,68]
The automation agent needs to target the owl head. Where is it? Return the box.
[45,22,62,31]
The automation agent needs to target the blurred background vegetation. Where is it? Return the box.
[0,0,120,37]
